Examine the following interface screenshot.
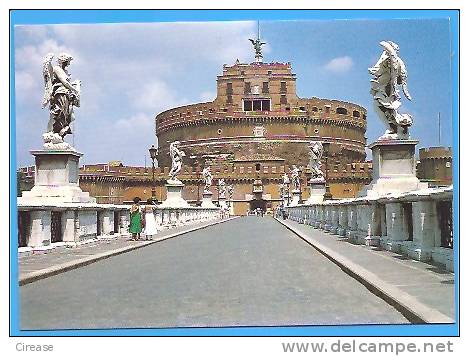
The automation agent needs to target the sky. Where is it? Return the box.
[14,18,453,167]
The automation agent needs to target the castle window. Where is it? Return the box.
[262,82,269,94]
[253,100,261,111]
[312,106,318,112]
[255,163,261,172]
[227,95,233,104]
[299,106,305,111]
[336,107,348,115]
[325,105,331,113]
[353,110,360,118]
[243,99,271,112]
[280,81,287,93]
[280,95,287,105]
[268,70,272,75]
[244,82,251,94]
[226,82,233,95]
[241,71,245,75]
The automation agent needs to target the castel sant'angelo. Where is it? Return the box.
[21,34,375,215]
[153,36,371,214]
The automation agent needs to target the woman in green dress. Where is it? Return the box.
[129,197,142,240]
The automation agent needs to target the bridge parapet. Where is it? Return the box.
[283,186,454,271]
[17,202,222,254]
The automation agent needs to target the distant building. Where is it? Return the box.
[417,147,452,187]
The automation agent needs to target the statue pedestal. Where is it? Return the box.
[359,139,427,198]
[160,181,189,208]
[306,179,326,204]
[290,189,302,206]
[19,149,92,204]
[201,191,216,208]
[283,194,290,208]
[218,196,227,210]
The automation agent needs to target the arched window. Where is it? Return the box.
[255,163,261,172]
[312,107,318,112]
[353,110,360,118]
[336,107,348,115]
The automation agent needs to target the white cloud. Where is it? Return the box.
[324,56,354,73]
[115,112,153,131]
[15,70,36,92]
[129,80,190,113]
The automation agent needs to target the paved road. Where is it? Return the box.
[20,217,408,329]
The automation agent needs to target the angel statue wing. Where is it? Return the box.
[397,57,412,101]
[42,53,54,108]
[249,39,256,45]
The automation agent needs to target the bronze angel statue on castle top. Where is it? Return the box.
[42,52,81,149]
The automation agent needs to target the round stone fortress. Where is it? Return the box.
[155,61,367,168]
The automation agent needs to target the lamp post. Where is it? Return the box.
[190,155,202,206]
[322,142,333,200]
[149,145,158,203]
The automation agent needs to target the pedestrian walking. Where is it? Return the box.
[144,198,158,240]
[129,197,142,241]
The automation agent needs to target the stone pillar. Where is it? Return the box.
[384,202,408,252]
[356,204,380,245]
[322,205,331,230]
[328,205,340,234]
[364,204,381,247]
[408,200,439,261]
[62,210,78,243]
[313,205,322,228]
[29,210,51,248]
[102,210,113,235]
[337,205,348,237]
[162,209,171,228]
[120,212,129,234]
[346,205,358,239]
[307,206,315,225]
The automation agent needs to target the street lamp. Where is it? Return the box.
[149,145,158,203]
[322,142,333,200]
[190,155,202,206]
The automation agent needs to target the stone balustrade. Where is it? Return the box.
[17,202,222,253]
[283,186,454,271]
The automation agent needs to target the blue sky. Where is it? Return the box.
[14,18,453,167]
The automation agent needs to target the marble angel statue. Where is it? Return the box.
[290,165,301,191]
[202,165,213,193]
[42,53,81,149]
[369,41,413,139]
[169,141,185,183]
[308,141,325,180]
[218,178,227,199]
